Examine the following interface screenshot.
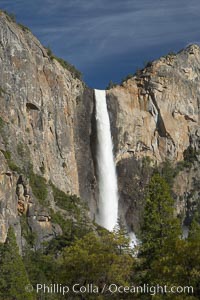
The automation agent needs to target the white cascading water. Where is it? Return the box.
[95,89,118,231]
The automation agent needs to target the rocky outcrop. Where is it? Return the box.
[0,153,20,244]
[0,11,96,248]
[107,45,200,232]
[107,45,200,162]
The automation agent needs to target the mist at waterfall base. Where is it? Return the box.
[94,89,118,231]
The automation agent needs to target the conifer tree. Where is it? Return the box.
[58,230,134,299]
[113,217,132,255]
[135,173,200,300]
[186,216,200,297]
[140,173,181,263]
[0,226,34,300]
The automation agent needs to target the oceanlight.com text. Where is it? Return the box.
[25,283,194,296]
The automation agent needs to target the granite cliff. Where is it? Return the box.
[0,11,199,248]
[0,11,96,249]
[107,46,200,232]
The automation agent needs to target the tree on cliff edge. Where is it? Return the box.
[0,226,34,300]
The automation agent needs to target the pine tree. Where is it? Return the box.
[0,226,35,300]
[113,217,132,255]
[136,173,181,292]
[140,173,181,262]
[58,230,134,299]
[186,217,200,297]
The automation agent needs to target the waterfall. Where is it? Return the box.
[95,89,118,231]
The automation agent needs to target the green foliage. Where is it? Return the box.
[45,232,72,254]
[18,23,30,32]
[160,159,178,187]
[143,60,153,68]
[0,149,11,160]
[7,160,22,173]
[20,215,37,248]
[0,116,5,130]
[17,142,26,157]
[50,210,71,233]
[135,173,200,298]
[39,164,45,174]
[135,172,200,298]
[147,220,200,298]
[48,185,92,254]
[51,183,81,216]
[46,46,82,79]
[46,46,53,59]
[183,146,199,165]
[58,230,134,299]
[142,156,154,169]
[135,67,142,76]
[188,214,200,241]
[1,149,22,173]
[159,157,195,188]
[106,80,117,89]
[2,10,16,22]
[0,122,9,149]
[1,10,31,32]
[163,51,176,59]
[0,227,35,300]
[140,173,181,263]
[55,56,82,79]
[0,86,6,97]
[121,74,134,84]
[159,147,200,183]
[21,226,135,299]
[29,170,48,205]
[23,249,58,299]
[168,51,176,56]
[42,209,91,255]
[113,217,133,255]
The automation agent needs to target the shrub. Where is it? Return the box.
[0,117,5,130]
[106,80,117,90]
[1,10,30,32]
[1,149,22,173]
[163,51,176,59]
[183,146,199,164]
[0,87,6,97]
[20,215,37,247]
[0,150,11,160]
[46,46,54,59]
[39,165,45,174]
[29,170,48,205]
[50,183,82,218]
[46,46,82,80]
[121,74,134,84]
[144,60,153,68]
[50,210,68,232]
[142,156,153,167]
[2,10,16,22]
[8,160,22,173]
[54,56,82,79]
[18,23,30,32]
[17,142,26,157]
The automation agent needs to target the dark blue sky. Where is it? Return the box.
[1,0,200,88]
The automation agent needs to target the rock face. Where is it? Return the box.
[107,46,200,162]
[0,12,96,248]
[107,45,200,232]
[0,11,199,246]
